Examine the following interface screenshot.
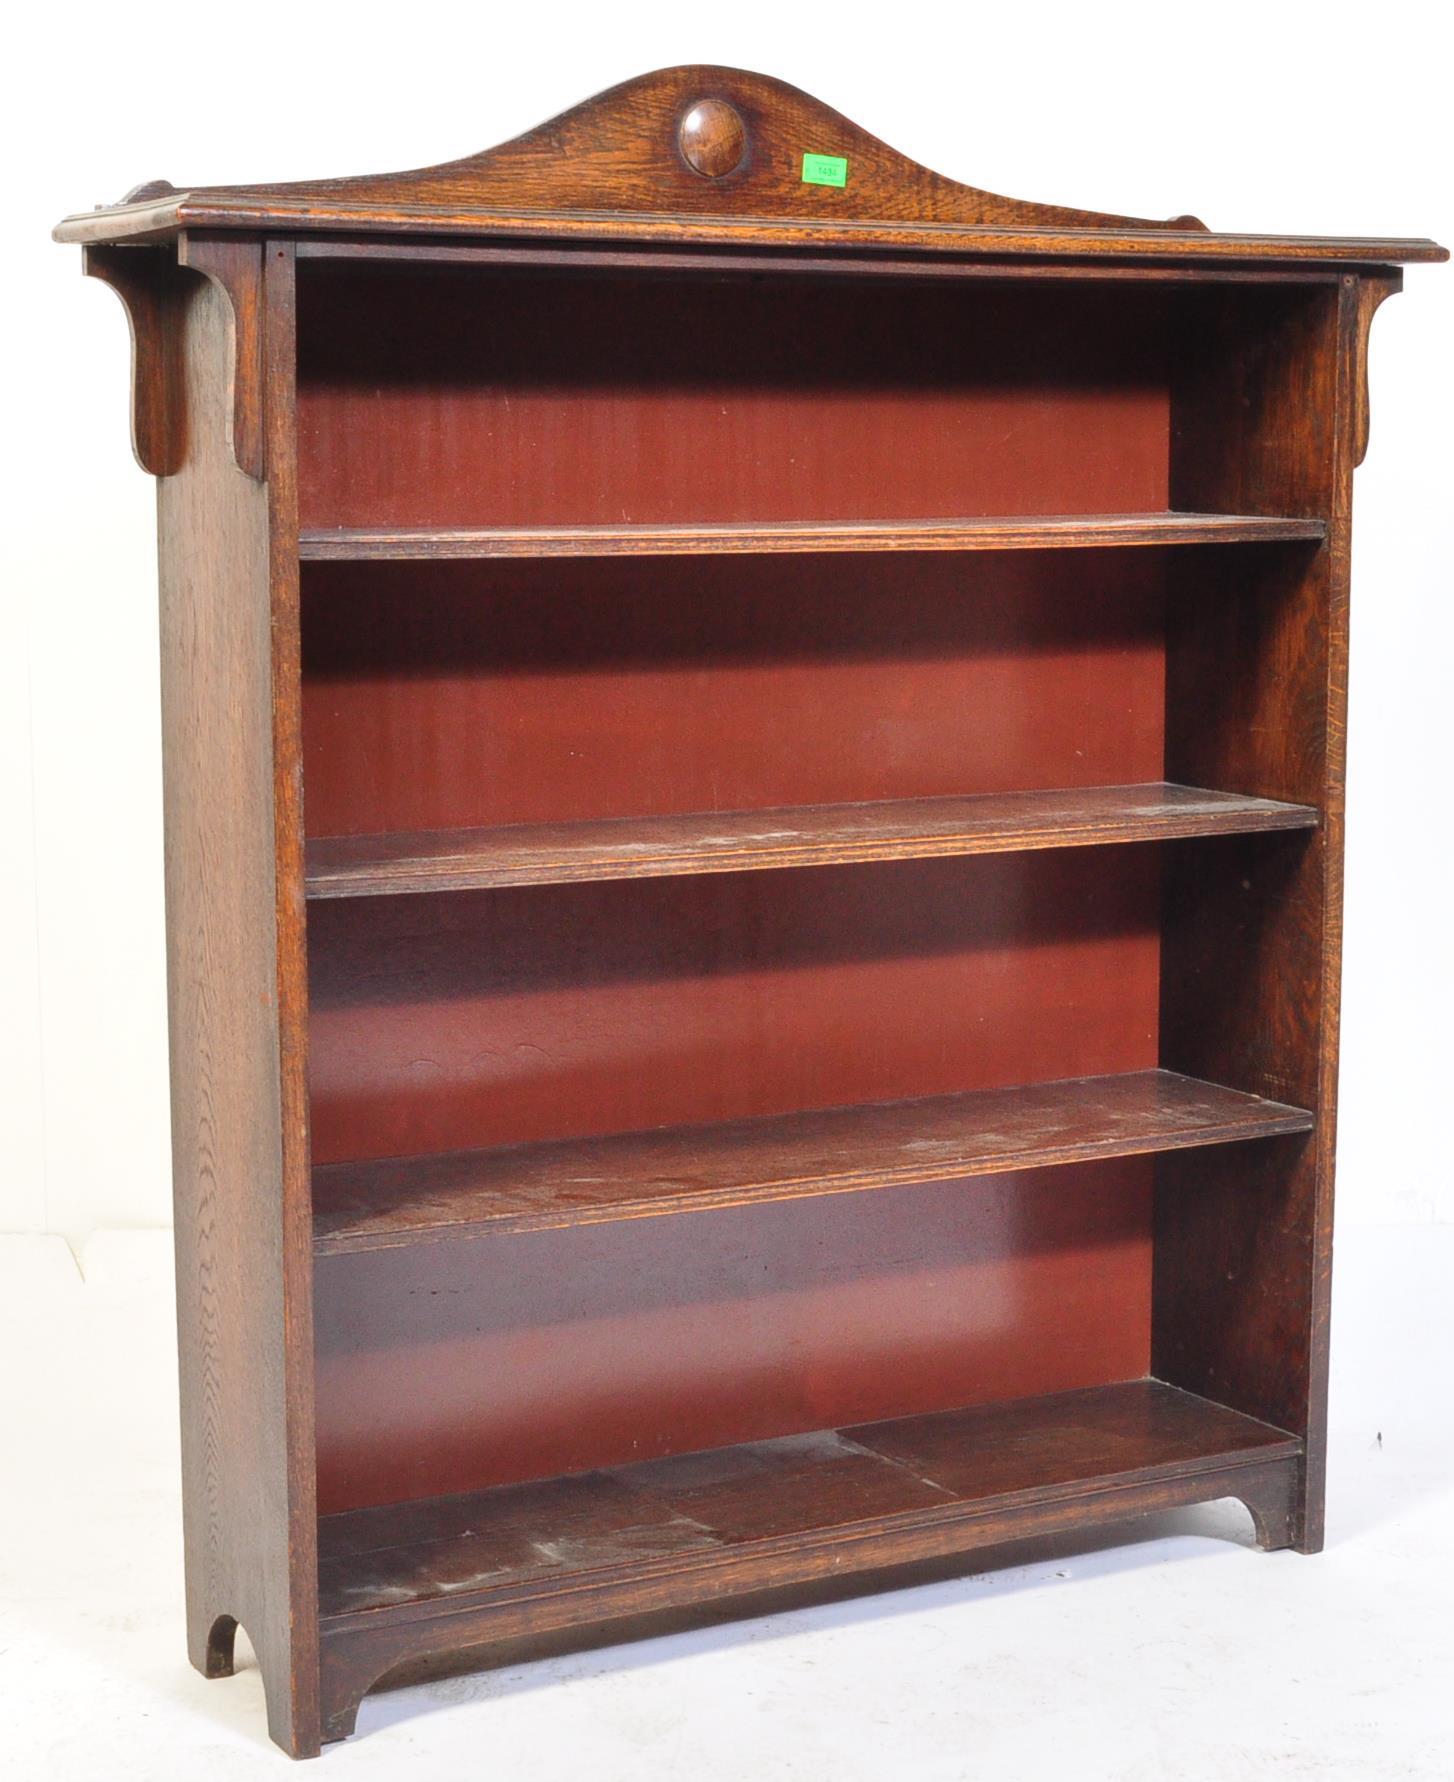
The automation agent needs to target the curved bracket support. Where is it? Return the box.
[81,234,267,482]
[177,233,267,481]
[1351,273,1403,468]
[82,246,189,477]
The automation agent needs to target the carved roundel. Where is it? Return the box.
[678,99,748,179]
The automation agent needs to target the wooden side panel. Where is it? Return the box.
[1157,280,1355,1552]
[158,247,320,1755]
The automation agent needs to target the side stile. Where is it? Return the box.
[264,236,323,1756]
[153,237,321,1758]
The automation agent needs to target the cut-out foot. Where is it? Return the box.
[190,1609,323,1756]
[195,1611,238,1679]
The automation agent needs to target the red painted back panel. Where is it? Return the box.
[297,270,1170,529]
[299,265,1170,1512]
[315,1162,1153,1513]
[301,550,1164,837]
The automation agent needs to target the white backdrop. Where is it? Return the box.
[5,0,1450,1242]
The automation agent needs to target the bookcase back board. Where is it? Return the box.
[56,63,1444,1755]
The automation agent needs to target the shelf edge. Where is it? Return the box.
[304,786,1320,901]
[298,513,1328,561]
[318,1414,1302,1633]
[312,1070,1315,1256]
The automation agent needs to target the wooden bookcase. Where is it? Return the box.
[55,66,1444,1757]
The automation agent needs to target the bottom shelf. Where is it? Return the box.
[318,1381,1301,1636]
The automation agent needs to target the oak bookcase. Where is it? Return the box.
[55,66,1444,1756]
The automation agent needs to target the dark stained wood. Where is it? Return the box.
[313,1068,1312,1252]
[154,249,320,1755]
[56,206,1447,265]
[299,513,1325,560]
[318,1453,1298,1737]
[263,238,321,1753]
[1155,280,1351,1556]
[294,235,1364,284]
[57,63,1442,1758]
[312,1380,1301,1735]
[53,65,1189,244]
[305,784,1317,899]
[172,234,267,479]
[81,246,187,475]
[321,1381,1298,1616]
[51,67,1444,266]
[678,98,748,179]
[1351,274,1403,465]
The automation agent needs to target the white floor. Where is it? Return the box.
[3,1226,1449,1780]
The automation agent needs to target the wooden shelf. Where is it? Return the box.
[312,1068,1313,1254]
[317,1379,1302,1629]
[298,512,1326,561]
[61,52,1443,1759]
[304,782,1318,900]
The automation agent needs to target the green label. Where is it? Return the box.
[801,152,848,188]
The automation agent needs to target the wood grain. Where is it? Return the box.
[299,513,1325,560]
[156,251,320,1755]
[678,98,747,179]
[55,58,1443,1759]
[55,204,1448,264]
[1156,279,1348,1555]
[313,1379,1301,1734]
[292,236,1371,286]
[320,1381,1299,1619]
[176,235,266,479]
[81,246,187,475]
[304,784,1317,899]
[313,1068,1312,1252]
[1352,275,1403,465]
[51,67,1444,264]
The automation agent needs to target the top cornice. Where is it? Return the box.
[53,66,1446,266]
